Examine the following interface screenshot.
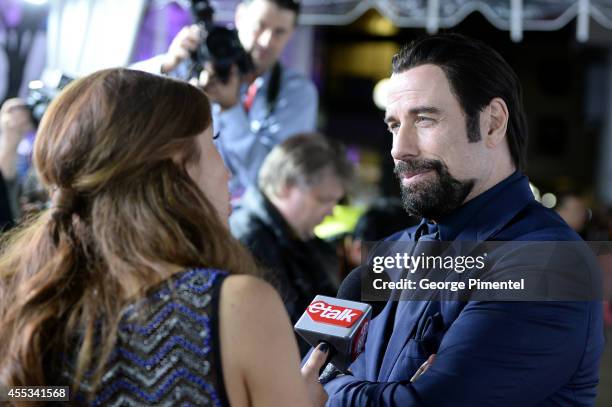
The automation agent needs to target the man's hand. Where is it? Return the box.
[198,63,242,111]
[161,24,201,74]
[0,98,33,147]
[301,343,330,407]
[410,354,436,382]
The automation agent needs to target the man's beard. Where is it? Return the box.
[394,159,474,220]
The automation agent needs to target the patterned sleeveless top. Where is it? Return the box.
[66,268,230,406]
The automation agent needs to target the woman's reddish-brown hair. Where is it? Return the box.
[0,68,256,396]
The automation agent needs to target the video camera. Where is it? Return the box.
[190,0,254,84]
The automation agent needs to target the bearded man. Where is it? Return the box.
[319,34,604,407]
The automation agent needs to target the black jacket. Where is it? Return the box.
[230,188,338,354]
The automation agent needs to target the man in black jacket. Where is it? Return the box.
[230,133,353,355]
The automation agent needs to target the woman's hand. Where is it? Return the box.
[300,343,330,407]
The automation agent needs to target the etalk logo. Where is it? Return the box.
[307,301,363,328]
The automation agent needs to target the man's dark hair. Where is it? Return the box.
[392,33,528,171]
[242,0,301,17]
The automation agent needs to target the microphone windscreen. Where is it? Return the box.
[337,266,363,301]
[337,266,386,318]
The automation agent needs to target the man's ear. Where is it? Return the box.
[483,97,509,148]
[276,182,294,199]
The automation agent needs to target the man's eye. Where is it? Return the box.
[415,117,435,126]
[387,123,400,134]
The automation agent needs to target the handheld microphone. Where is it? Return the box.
[337,265,387,318]
[294,295,371,373]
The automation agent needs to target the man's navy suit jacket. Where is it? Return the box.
[323,174,604,406]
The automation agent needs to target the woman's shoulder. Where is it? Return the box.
[140,270,283,329]
[220,273,273,294]
[217,275,312,407]
[162,269,275,304]
[217,274,294,361]
[218,274,283,320]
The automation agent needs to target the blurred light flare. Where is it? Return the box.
[541,193,557,209]
[373,78,390,110]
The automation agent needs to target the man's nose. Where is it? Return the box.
[390,125,420,161]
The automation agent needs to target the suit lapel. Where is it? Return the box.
[363,299,396,381]
[377,234,442,380]
[378,241,456,380]
[378,299,428,381]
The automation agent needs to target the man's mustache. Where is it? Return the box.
[394,159,442,178]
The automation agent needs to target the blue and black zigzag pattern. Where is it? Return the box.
[75,268,229,406]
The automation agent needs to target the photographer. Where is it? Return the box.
[0,98,36,226]
[0,99,32,186]
[133,0,318,200]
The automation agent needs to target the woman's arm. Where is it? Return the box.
[219,275,327,407]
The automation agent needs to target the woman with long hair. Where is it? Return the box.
[0,68,327,406]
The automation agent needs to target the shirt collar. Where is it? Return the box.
[241,67,272,94]
[423,171,524,241]
[259,67,274,85]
